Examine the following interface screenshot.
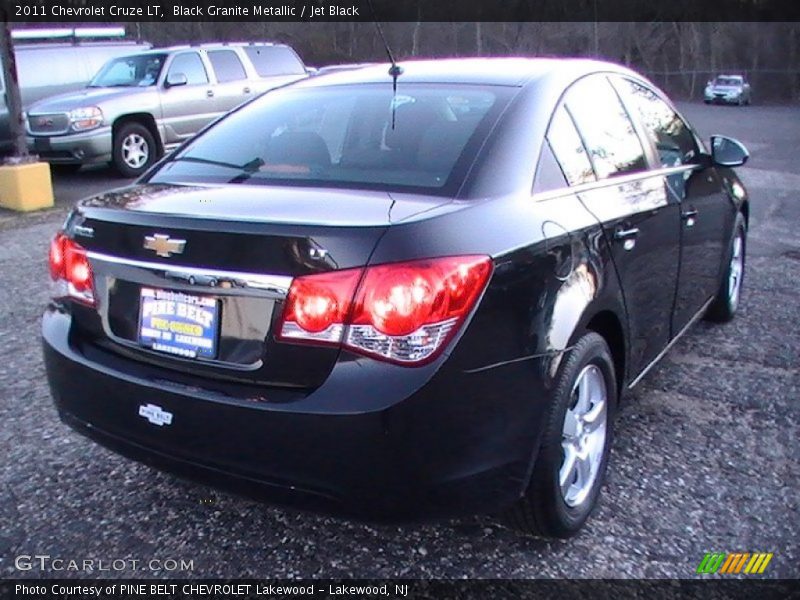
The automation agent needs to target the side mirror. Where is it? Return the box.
[165,72,188,88]
[711,135,749,167]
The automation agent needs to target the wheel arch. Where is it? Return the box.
[740,199,750,230]
[582,309,627,397]
[112,113,164,157]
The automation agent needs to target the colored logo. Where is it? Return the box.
[697,552,773,575]
[144,234,186,258]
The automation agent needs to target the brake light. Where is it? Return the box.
[277,256,492,365]
[48,233,65,280]
[48,232,95,305]
[277,268,362,344]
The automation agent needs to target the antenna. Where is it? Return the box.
[366,0,403,129]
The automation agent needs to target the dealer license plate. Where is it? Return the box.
[138,287,219,359]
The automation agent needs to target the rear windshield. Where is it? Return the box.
[149,84,512,195]
[90,53,167,87]
[714,76,743,86]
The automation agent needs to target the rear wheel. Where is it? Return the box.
[505,332,617,538]
[705,213,746,322]
[112,122,157,178]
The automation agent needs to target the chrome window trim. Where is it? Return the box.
[531,164,698,204]
[86,251,292,298]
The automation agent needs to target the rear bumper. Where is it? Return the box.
[27,127,113,164]
[43,306,549,520]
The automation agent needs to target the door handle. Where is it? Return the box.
[682,208,698,227]
[206,89,214,98]
[614,227,640,251]
[243,86,251,94]
[613,227,640,240]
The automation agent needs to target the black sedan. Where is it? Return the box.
[43,58,750,538]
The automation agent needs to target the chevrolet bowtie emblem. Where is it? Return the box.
[144,234,186,258]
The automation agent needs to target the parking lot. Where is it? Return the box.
[0,102,797,579]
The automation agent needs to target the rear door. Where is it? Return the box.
[160,50,218,143]
[554,74,681,377]
[206,48,254,112]
[614,77,733,334]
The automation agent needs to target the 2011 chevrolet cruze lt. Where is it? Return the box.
[43,58,749,537]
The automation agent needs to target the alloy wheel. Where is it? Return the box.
[121,133,150,169]
[728,232,744,311]
[560,364,608,508]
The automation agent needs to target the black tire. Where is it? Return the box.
[112,122,157,178]
[505,332,617,538]
[49,164,82,176]
[705,212,747,323]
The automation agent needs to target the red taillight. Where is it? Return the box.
[277,256,492,365]
[48,232,95,305]
[65,242,93,292]
[277,268,362,344]
[49,233,66,280]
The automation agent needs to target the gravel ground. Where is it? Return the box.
[0,102,797,579]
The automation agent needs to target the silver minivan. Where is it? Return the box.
[26,43,309,176]
[1,28,150,155]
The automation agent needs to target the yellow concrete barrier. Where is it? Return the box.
[0,161,54,212]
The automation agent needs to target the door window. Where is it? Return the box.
[546,105,595,186]
[244,46,306,77]
[208,50,247,83]
[168,52,208,86]
[565,75,647,179]
[618,79,698,168]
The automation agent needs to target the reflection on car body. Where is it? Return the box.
[42,58,750,538]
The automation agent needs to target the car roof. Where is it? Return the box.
[294,57,641,88]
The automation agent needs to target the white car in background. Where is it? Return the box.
[704,75,752,106]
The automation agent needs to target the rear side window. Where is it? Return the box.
[244,46,305,77]
[533,141,569,194]
[565,75,647,179]
[618,79,698,168]
[546,105,595,186]
[208,50,247,83]
[168,52,208,85]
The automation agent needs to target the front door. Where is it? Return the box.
[160,51,218,144]
[562,75,681,376]
[614,77,734,334]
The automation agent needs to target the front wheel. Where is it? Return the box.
[505,332,617,538]
[705,213,746,322]
[112,122,157,178]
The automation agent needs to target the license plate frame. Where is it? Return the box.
[33,137,52,151]
[138,287,220,360]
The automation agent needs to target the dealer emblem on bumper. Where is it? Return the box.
[138,403,173,426]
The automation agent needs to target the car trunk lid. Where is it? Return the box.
[65,183,452,390]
